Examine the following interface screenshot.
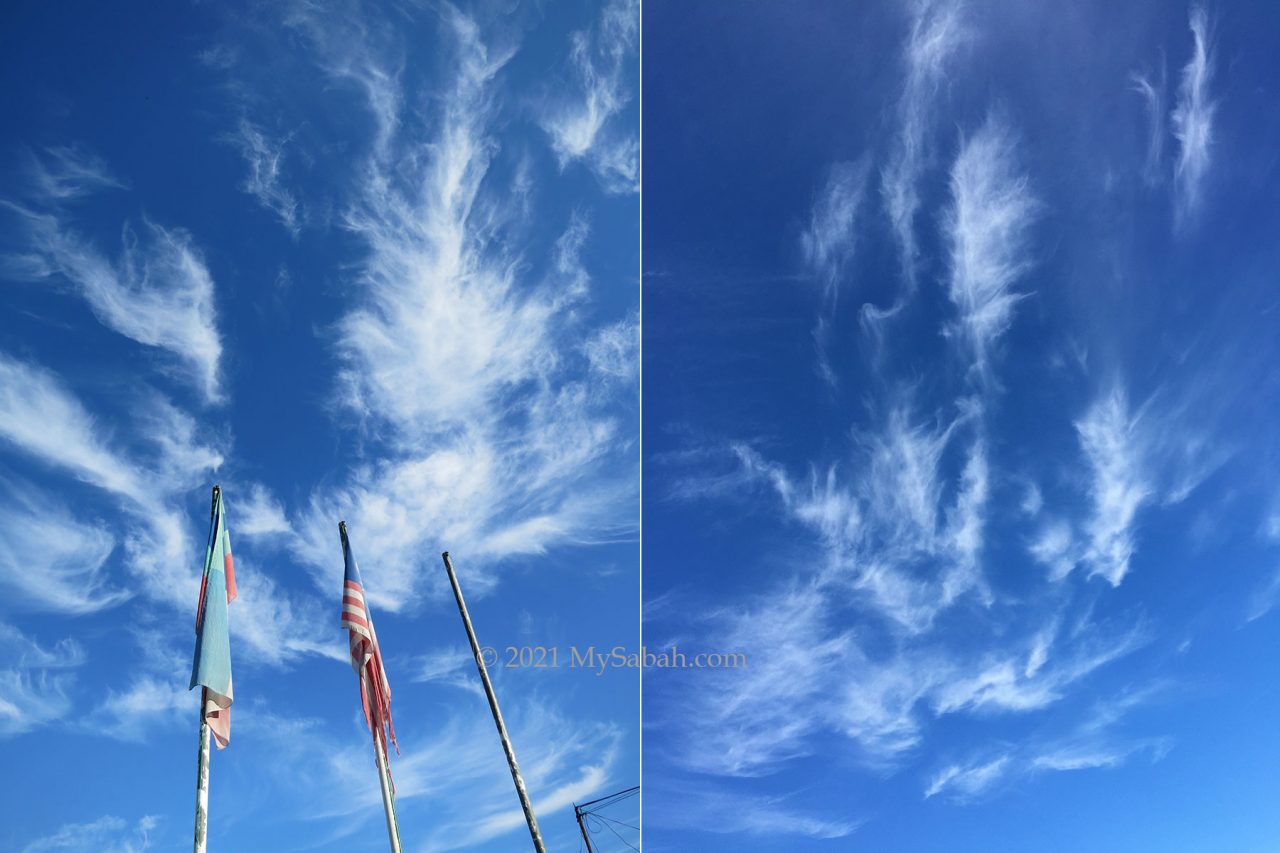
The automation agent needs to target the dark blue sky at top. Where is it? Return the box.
[644,1,1280,851]
[0,1,638,851]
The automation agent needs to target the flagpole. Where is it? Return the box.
[193,486,219,853]
[371,709,403,853]
[193,706,210,853]
[441,551,547,853]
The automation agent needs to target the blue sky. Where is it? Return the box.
[0,1,637,851]
[643,1,1280,850]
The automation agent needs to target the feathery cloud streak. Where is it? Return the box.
[944,114,1038,374]
[540,0,639,193]
[1171,6,1216,223]
[2,152,223,402]
[266,6,637,608]
[882,0,968,285]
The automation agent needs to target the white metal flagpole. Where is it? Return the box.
[368,675,403,853]
[193,698,211,853]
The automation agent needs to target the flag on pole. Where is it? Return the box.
[340,523,398,774]
[190,487,237,749]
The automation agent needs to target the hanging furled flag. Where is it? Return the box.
[191,485,237,747]
[190,485,237,853]
[339,521,403,853]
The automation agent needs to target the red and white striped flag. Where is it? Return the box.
[339,523,398,777]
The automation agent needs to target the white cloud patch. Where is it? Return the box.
[661,584,849,777]
[882,0,968,285]
[801,158,872,301]
[408,644,483,697]
[1245,566,1280,623]
[231,119,300,235]
[264,7,636,609]
[924,755,1011,800]
[1075,387,1152,585]
[1027,383,1220,586]
[645,777,861,840]
[1171,5,1216,223]
[21,815,158,853]
[0,480,128,614]
[583,312,639,384]
[539,0,639,193]
[802,158,873,385]
[2,187,224,403]
[944,114,1039,375]
[0,623,85,737]
[91,675,189,742]
[925,686,1170,801]
[0,354,330,666]
[733,399,991,634]
[239,697,620,852]
[1129,65,1166,186]
[233,482,293,540]
[21,145,125,202]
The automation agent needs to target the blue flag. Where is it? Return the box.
[190,487,237,748]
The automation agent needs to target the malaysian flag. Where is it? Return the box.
[190,486,237,749]
[339,522,398,774]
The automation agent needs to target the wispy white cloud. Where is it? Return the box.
[0,354,331,666]
[539,0,639,193]
[801,158,872,302]
[0,623,85,737]
[584,312,639,384]
[646,777,860,840]
[240,696,620,852]
[931,621,1147,716]
[280,0,404,158]
[21,814,157,853]
[232,482,293,540]
[407,644,483,697]
[1028,383,1220,586]
[801,158,873,385]
[21,145,125,202]
[926,685,1170,801]
[882,0,968,285]
[732,397,990,633]
[0,480,127,614]
[1075,387,1152,585]
[1245,566,1280,623]
[231,119,300,235]
[944,113,1039,375]
[91,675,189,742]
[924,754,1011,800]
[1129,64,1166,186]
[1171,6,1216,223]
[2,194,224,403]
[659,584,849,777]
[263,7,636,609]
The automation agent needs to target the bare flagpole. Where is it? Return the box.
[441,551,547,853]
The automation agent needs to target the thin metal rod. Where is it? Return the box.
[575,804,597,853]
[441,551,547,853]
[372,715,403,853]
[193,705,210,853]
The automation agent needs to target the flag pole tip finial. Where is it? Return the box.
[441,550,449,559]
